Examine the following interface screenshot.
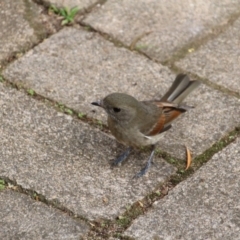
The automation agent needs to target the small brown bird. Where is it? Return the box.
[92,74,200,177]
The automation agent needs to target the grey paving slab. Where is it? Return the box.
[125,137,240,240]
[0,0,49,64]
[0,189,88,239]
[83,0,240,62]
[3,27,240,159]
[176,17,240,94]
[2,27,175,121]
[0,83,176,220]
[46,0,98,9]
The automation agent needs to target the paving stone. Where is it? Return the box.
[176,17,240,94]
[0,83,176,220]
[45,0,98,9]
[125,137,240,240]
[83,0,240,62]
[0,0,49,64]
[0,189,88,239]
[3,27,240,159]
[2,27,175,122]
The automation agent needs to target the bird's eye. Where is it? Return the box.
[113,107,121,113]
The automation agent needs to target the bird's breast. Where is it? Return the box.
[107,117,158,148]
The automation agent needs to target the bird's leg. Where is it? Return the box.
[134,145,155,178]
[113,147,132,166]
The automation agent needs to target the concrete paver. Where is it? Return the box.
[125,137,240,240]
[2,27,240,159]
[0,0,49,64]
[1,0,240,237]
[0,189,88,239]
[46,0,98,9]
[176,17,240,94]
[0,83,175,220]
[2,27,175,122]
[83,0,240,62]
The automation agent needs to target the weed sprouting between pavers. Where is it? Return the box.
[49,5,79,25]
[0,179,6,190]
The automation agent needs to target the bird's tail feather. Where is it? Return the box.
[161,74,200,104]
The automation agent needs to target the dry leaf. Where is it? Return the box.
[89,222,95,227]
[185,145,192,170]
[138,201,144,207]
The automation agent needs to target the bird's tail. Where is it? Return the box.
[160,74,200,104]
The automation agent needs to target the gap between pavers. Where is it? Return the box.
[0,189,88,239]
[125,137,240,240]
[83,0,240,62]
[2,27,240,159]
[0,83,176,220]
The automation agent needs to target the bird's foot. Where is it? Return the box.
[133,145,155,178]
[112,147,132,166]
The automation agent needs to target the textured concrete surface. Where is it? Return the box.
[1,0,240,238]
[0,0,49,64]
[2,27,174,121]
[0,83,176,220]
[3,27,240,159]
[83,0,240,62]
[0,189,88,239]
[46,0,98,9]
[176,17,240,94]
[125,137,240,240]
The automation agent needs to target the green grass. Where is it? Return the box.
[78,112,86,119]
[0,180,5,190]
[49,5,79,25]
[27,89,35,96]
[0,75,4,82]
[65,108,73,115]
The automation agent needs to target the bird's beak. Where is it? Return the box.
[91,100,102,107]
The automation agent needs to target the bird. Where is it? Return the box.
[91,74,200,177]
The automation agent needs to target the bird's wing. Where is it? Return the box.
[146,101,186,136]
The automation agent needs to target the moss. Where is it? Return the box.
[0,179,6,190]
[169,126,240,186]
